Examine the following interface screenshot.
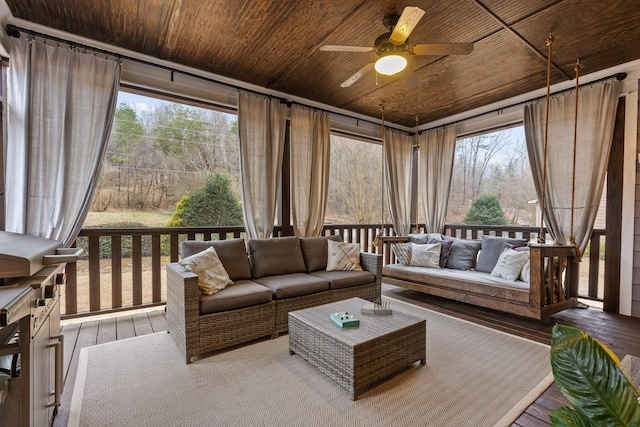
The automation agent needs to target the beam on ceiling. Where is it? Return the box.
[472,0,573,81]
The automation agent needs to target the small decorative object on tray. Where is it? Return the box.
[330,311,360,328]
[361,298,393,315]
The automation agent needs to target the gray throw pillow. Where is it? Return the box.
[475,236,527,273]
[442,236,481,270]
[408,233,444,244]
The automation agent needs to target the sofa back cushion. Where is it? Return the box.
[179,239,252,281]
[300,235,343,272]
[248,236,307,278]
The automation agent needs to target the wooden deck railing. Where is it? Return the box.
[61,223,605,318]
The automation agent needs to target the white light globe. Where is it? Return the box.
[374,55,407,75]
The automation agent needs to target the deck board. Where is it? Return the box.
[132,312,155,336]
[55,319,100,426]
[96,317,117,345]
[115,315,136,340]
[51,285,640,427]
[148,309,167,332]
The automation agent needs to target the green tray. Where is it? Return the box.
[330,311,360,328]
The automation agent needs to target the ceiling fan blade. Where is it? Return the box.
[410,43,474,56]
[320,45,374,52]
[340,62,374,88]
[389,6,426,45]
[400,66,420,90]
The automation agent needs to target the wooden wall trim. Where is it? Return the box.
[604,96,626,312]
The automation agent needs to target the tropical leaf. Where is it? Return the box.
[549,406,594,427]
[550,324,640,427]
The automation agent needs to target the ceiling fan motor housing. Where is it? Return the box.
[374,32,408,56]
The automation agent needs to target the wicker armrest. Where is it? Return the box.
[360,252,382,296]
[166,262,201,363]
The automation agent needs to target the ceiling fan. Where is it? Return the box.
[320,6,474,89]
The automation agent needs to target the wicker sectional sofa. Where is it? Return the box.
[166,235,382,363]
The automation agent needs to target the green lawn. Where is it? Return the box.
[83,210,172,227]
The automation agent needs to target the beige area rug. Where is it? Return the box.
[69,298,553,427]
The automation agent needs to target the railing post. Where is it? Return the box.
[65,261,78,315]
[529,245,544,309]
[112,235,122,308]
[152,234,162,303]
[132,235,142,306]
[88,235,101,312]
[588,233,601,299]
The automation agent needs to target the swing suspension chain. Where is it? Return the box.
[570,59,582,257]
[415,116,419,233]
[538,34,553,243]
[377,105,386,241]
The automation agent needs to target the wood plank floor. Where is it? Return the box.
[52,285,640,427]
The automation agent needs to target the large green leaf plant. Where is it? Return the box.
[550,324,640,426]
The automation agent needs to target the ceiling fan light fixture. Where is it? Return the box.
[374,54,407,75]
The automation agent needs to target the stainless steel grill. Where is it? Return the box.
[0,231,82,280]
[0,231,81,427]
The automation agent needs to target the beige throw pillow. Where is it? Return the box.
[409,242,441,268]
[327,240,362,271]
[490,249,530,281]
[179,246,233,295]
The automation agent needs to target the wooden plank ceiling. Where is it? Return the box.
[6,0,640,127]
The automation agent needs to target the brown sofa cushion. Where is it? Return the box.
[299,234,342,273]
[309,270,375,290]
[248,236,307,278]
[199,280,272,315]
[180,239,252,281]
[254,273,330,299]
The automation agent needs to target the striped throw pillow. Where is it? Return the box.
[392,242,412,265]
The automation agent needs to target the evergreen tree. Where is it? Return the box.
[168,173,243,226]
[464,194,507,225]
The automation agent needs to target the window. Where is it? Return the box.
[87,90,240,227]
[326,135,383,225]
[445,126,537,226]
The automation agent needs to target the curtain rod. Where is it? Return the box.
[437,71,627,131]
[6,24,413,136]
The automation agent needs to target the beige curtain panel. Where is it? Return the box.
[524,79,620,254]
[6,37,121,246]
[384,128,414,236]
[237,92,287,239]
[418,126,457,234]
[290,105,330,237]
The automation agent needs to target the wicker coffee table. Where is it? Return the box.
[288,297,426,400]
